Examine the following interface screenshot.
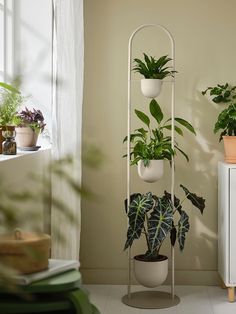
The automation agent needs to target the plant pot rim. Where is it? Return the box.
[0,125,15,131]
[134,254,168,262]
[223,136,236,139]
[141,78,163,81]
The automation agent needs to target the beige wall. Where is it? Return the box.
[81,0,236,284]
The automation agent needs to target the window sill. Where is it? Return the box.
[0,147,51,162]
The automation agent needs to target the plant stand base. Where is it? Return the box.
[122,291,180,309]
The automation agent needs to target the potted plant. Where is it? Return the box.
[133,53,177,98]
[202,83,236,163]
[123,99,196,182]
[15,107,46,149]
[124,185,205,287]
[0,81,23,153]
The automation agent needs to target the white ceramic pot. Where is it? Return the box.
[15,127,39,147]
[134,255,168,288]
[141,79,163,98]
[137,160,164,183]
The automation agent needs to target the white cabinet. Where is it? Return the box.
[218,162,236,301]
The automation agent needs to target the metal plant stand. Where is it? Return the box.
[122,24,180,309]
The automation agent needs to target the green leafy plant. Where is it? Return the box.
[124,185,205,261]
[0,81,24,126]
[133,53,177,79]
[123,99,196,166]
[202,83,236,141]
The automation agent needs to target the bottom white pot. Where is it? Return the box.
[137,160,164,183]
[134,254,168,288]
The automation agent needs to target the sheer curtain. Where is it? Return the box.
[51,0,84,259]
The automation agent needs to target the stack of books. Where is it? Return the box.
[14,259,80,285]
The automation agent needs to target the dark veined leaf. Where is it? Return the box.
[124,193,154,250]
[175,118,196,135]
[180,184,205,214]
[149,99,163,124]
[147,195,173,255]
[135,109,150,128]
[124,193,141,213]
[177,211,190,251]
[163,191,182,214]
[170,224,177,246]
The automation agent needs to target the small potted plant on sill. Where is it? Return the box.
[124,185,205,288]
[133,53,177,98]
[15,107,46,149]
[123,99,196,182]
[202,83,236,163]
[0,81,23,154]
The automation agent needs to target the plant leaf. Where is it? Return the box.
[177,211,190,251]
[124,193,153,250]
[170,224,177,246]
[149,99,163,124]
[147,195,173,255]
[175,118,196,135]
[135,109,150,128]
[180,184,205,214]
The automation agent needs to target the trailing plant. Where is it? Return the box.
[124,185,205,261]
[0,81,24,126]
[133,53,177,79]
[16,107,46,133]
[123,99,196,166]
[202,83,236,141]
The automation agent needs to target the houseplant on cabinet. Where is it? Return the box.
[123,99,196,182]
[202,83,236,163]
[133,53,176,98]
[124,185,205,287]
[15,107,46,149]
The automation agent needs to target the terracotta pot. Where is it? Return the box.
[15,127,39,147]
[137,160,164,183]
[141,79,163,98]
[134,254,168,288]
[0,229,51,274]
[223,136,236,163]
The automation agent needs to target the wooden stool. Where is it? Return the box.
[0,269,99,313]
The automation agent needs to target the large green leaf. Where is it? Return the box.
[0,82,19,93]
[162,124,183,136]
[124,193,153,250]
[177,211,190,251]
[175,118,196,135]
[180,184,205,214]
[147,195,173,256]
[135,109,150,128]
[149,99,163,124]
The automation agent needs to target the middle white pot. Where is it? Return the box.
[134,255,168,288]
[137,160,164,183]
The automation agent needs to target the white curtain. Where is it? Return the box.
[51,0,84,259]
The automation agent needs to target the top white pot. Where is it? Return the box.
[141,79,163,98]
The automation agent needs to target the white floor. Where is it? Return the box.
[84,285,236,314]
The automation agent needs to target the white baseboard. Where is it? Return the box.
[81,268,220,286]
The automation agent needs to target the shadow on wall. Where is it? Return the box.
[174,85,221,270]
